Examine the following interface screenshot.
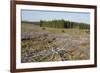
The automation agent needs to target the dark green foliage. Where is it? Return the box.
[79,23,90,29]
[40,20,65,28]
[39,20,90,29]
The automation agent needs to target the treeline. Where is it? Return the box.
[22,21,40,25]
[40,20,90,29]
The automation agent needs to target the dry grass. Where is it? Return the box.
[21,23,90,63]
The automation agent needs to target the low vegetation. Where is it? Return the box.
[21,20,90,63]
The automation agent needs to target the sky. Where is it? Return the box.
[21,9,90,24]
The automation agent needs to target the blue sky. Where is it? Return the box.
[21,10,90,24]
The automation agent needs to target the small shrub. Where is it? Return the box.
[48,40,53,43]
[62,30,65,33]
[42,27,46,30]
[52,38,56,41]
